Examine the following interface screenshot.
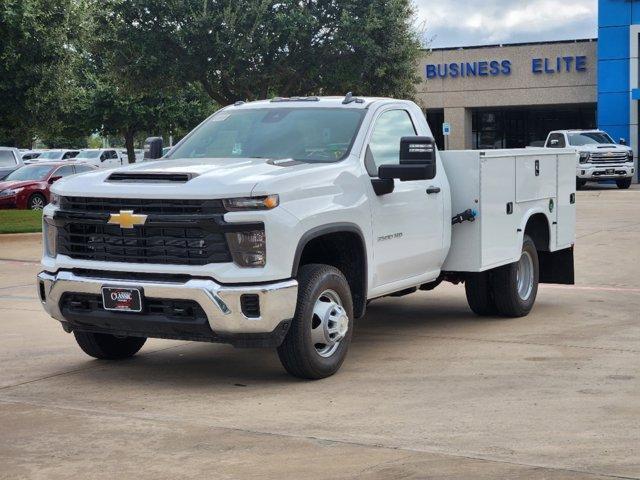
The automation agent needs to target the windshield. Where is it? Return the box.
[38,151,63,159]
[0,151,17,167]
[568,132,615,146]
[75,151,101,159]
[4,165,53,181]
[167,107,366,162]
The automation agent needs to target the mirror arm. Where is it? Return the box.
[371,178,394,196]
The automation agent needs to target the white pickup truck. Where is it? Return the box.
[37,95,577,379]
[544,130,635,189]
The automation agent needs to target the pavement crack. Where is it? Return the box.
[0,397,636,480]
[0,342,191,392]
[360,332,640,354]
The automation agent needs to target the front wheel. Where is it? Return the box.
[616,178,632,189]
[74,331,147,360]
[27,193,46,210]
[277,264,353,380]
[576,179,587,190]
[490,235,539,317]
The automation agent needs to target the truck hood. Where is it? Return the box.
[576,144,632,153]
[51,157,322,199]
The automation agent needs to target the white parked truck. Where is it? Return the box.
[37,95,577,379]
[544,129,635,189]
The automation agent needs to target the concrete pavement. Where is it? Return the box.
[0,185,639,479]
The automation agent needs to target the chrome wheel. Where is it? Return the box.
[29,195,45,210]
[311,289,349,358]
[516,250,534,301]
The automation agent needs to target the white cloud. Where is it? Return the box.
[414,0,598,48]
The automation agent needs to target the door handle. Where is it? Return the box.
[426,186,441,194]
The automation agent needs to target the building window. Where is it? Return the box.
[425,109,445,150]
[472,105,596,149]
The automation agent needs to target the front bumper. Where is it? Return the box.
[577,164,634,180]
[0,195,17,208]
[37,270,298,347]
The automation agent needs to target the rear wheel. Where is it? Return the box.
[491,235,539,317]
[465,271,497,316]
[74,331,146,360]
[27,193,46,210]
[616,178,632,189]
[277,264,353,380]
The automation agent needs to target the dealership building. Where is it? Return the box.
[416,0,640,182]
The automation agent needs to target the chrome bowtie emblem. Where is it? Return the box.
[107,210,148,229]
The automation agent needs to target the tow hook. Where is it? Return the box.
[452,209,477,225]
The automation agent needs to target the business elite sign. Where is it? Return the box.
[425,56,588,80]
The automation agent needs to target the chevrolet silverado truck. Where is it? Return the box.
[544,129,635,189]
[37,95,577,379]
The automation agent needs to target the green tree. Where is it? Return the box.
[94,0,422,105]
[0,0,87,147]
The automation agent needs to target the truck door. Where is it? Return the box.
[366,108,445,288]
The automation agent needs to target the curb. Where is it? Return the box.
[0,232,42,241]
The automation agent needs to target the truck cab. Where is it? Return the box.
[545,130,635,189]
[37,96,576,379]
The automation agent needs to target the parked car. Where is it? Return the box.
[544,130,635,189]
[74,149,124,168]
[0,147,24,180]
[30,150,81,163]
[0,162,96,210]
[21,150,43,161]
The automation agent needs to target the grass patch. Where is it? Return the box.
[0,209,43,234]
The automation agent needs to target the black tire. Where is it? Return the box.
[616,178,632,189]
[27,193,46,210]
[576,179,586,190]
[465,271,497,316]
[491,235,539,318]
[73,331,146,360]
[277,264,353,380]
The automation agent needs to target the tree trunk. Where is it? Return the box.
[124,130,136,164]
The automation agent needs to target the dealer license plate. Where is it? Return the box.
[102,287,143,312]
[606,169,615,174]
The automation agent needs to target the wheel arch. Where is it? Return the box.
[292,223,368,319]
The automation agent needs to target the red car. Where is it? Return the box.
[0,162,97,210]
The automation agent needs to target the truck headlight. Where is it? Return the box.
[50,193,60,206]
[226,230,266,267]
[43,217,57,257]
[579,152,590,164]
[223,195,279,211]
[628,151,634,163]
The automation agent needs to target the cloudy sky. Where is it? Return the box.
[414,0,598,48]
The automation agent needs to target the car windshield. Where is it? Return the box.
[568,132,614,146]
[4,165,53,181]
[0,150,17,167]
[37,151,64,159]
[167,107,366,163]
[75,151,101,159]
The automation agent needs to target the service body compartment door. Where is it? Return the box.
[480,155,519,268]
[556,152,577,248]
[516,155,557,202]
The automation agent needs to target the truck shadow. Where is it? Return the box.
[73,293,521,386]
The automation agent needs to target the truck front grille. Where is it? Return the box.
[60,197,226,215]
[57,223,232,265]
[589,152,629,164]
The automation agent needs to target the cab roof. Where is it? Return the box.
[229,95,396,110]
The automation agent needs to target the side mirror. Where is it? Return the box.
[48,175,62,184]
[144,137,164,160]
[379,163,434,181]
[619,138,627,145]
[377,136,437,182]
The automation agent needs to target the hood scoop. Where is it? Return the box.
[106,172,196,183]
